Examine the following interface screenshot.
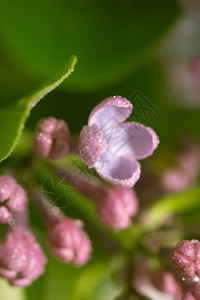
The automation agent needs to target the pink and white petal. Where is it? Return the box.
[79,124,108,168]
[107,122,159,160]
[95,156,141,188]
[88,96,133,133]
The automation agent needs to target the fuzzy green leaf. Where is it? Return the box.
[0,56,77,163]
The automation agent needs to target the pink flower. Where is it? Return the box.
[96,187,138,230]
[79,96,159,187]
[33,117,70,159]
[0,176,27,223]
[170,240,200,287]
[151,269,182,298]
[48,218,91,266]
[0,231,47,287]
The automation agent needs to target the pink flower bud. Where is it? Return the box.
[182,287,200,300]
[170,240,200,287]
[0,231,47,287]
[151,269,182,298]
[48,218,91,266]
[96,187,138,230]
[182,292,196,300]
[33,117,70,159]
[161,137,200,193]
[0,176,27,223]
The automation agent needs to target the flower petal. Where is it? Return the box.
[106,122,159,160]
[95,155,141,187]
[88,96,132,134]
[79,124,108,168]
[10,277,33,287]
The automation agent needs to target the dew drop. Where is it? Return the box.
[194,276,199,282]
[8,218,15,226]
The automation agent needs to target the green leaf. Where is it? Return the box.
[143,187,200,231]
[0,56,77,163]
[0,0,179,92]
[72,260,121,300]
[26,254,120,300]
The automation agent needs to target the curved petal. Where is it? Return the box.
[10,277,33,287]
[94,155,141,188]
[106,122,159,160]
[0,267,17,280]
[79,124,108,168]
[89,96,132,134]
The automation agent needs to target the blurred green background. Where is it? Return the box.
[0,0,200,299]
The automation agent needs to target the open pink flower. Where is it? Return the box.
[79,96,159,187]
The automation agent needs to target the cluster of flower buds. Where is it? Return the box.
[0,173,92,287]
[0,96,160,288]
[0,175,48,287]
[0,230,47,287]
[32,96,159,230]
[170,240,200,299]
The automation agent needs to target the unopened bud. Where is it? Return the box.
[0,231,47,287]
[48,218,91,266]
[96,187,138,230]
[33,117,70,159]
[0,176,27,224]
[170,240,200,287]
